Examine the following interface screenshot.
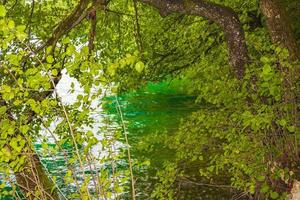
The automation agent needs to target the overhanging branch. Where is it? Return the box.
[139,0,249,79]
[37,0,92,52]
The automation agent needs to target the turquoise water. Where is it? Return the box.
[104,81,237,199]
[1,80,238,199]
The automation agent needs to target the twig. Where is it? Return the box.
[114,96,136,200]
[88,4,97,56]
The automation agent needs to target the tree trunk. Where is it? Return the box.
[260,0,300,196]
[260,0,300,61]
[2,112,61,199]
[15,149,60,200]
[260,0,300,129]
[140,0,249,79]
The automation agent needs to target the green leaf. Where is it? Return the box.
[0,106,7,115]
[81,46,89,57]
[249,184,255,194]
[260,184,269,194]
[52,69,58,76]
[7,54,19,66]
[16,25,26,32]
[8,20,15,29]
[15,25,27,40]
[143,160,151,166]
[46,46,53,54]
[46,55,54,63]
[0,183,6,189]
[13,99,22,106]
[111,86,118,93]
[260,56,269,63]
[66,45,76,56]
[135,61,145,73]
[278,119,287,127]
[20,125,29,134]
[262,64,272,75]
[0,5,7,17]
[41,142,48,149]
[2,85,11,92]
[287,126,296,133]
[270,191,279,199]
[62,37,70,44]
[257,175,265,182]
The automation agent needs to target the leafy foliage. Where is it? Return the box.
[0,0,299,199]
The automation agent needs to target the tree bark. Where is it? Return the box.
[260,0,300,129]
[260,1,300,195]
[139,0,249,79]
[260,0,300,61]
[38,0,92,52]
[15,150,60,200]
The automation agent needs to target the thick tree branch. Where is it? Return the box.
[37,0,92,52]
[139,0,249,79]
[47,0,90,45]
[88,7,97,55]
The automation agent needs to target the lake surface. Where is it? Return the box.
[104,83,237,200]
[0,81,239,199]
